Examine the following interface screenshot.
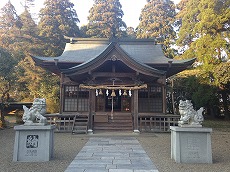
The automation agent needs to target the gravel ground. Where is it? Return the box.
[138,129,230,172]
[0,127,230,172]
[0,128,88,172]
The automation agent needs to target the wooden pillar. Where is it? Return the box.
[133,89,139,133]
[88,89,94,134]
[162,75,167,114]
[59,74,64,114]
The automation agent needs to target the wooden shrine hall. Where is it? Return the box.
[32,38,195,133]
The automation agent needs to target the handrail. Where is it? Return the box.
[45,113,88,132]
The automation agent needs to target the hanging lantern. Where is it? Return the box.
[123,90,127,96]
[95,89,99,96]
[106,90,109,96]
[111,90,116,97]
[99,89,103,95]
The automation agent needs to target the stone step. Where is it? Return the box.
[94,122,133,127]
[109,116,132,120]
[93,126,133,130]
[94,113,133,131]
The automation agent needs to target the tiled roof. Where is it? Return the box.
[34,41,110,63]
[120,44,167,64]
[32,38,195,77]
[34,39,193,65]
[61,42,166,76]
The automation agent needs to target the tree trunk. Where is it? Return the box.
[171,79,176,114]
[221,91,230,120]
[0,106,6,128]
[206,105,216,119]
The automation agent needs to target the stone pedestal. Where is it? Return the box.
[170,126,212,163]
[13,125,55,162]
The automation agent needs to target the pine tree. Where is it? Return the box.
[175,0,230,119]
[136,0,176,57]
[213,62,230,119]
[0,48,17,127]
[0,1,22,52]
[18,8,48,57]
[86,0,127,38]
[16,7,60,112]
[20,9,37,36]
[38,0,80,56]
[177,0,229,62]
[176,0,229,88]
[14,8,43,100]
[0,1,22,34]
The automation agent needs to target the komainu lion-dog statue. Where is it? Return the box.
[178,100,204,127]
[22,98,47,125]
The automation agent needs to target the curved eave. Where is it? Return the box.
[62,43,166,78]
[31,55,80,75]
[31,55,45,65]
[31,55,58,74]
[167,58,196,77]
[61,42,116,74]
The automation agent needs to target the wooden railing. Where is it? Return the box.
[139,114,180,132]
[44,113,88,133]
[45,113,179,133]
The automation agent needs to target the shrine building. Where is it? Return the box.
[32,38,195,133]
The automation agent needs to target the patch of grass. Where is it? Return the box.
[203,119,230,132]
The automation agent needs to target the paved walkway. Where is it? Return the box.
[65,137,159,172]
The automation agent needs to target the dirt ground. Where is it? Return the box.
[0,126,230,172]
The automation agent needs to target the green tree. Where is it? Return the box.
[175,0,199,47]
[20,8,37,37]
[0,1,61,115]
[0,1,22,33]
[0,1,22,53]
[38,0,80,56]
[213,62,230,119]
[177,0,229,62]
[175,0,230,118]
[36,72,60,113]
[86,0,127,38]
[0,48,17,127]
[170,71,219,118]
[136,0,176,57]
[17,56,60,113]
[19,8,60,109]
[126,27,136,39]
[37,0,80,111]
[4,7,47,102]
[0,2,40,60]
[13,9,42,59]
[79,25,89,38]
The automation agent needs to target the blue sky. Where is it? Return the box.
[1,0,181,28]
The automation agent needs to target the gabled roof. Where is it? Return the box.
[31,38,195,78]
[62,42,166,77]
[33,38,180,64]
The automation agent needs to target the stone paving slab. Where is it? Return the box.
[65,137,159,172]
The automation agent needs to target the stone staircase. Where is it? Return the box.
[93,113,133,131]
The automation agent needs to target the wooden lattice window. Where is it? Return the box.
[63,86,89,112]
[138,86,163,112]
